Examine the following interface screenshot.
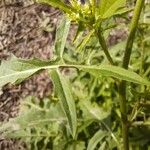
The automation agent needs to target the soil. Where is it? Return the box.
[0,0,61,149]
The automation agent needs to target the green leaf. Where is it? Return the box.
[0,97,66,138]
[114,7,133,16]
[37,0,75,14]
[73,22,84,43]
[79,65,150,85]
[99,0,126,18]
[87,130,107,150]
[0,57,149,88]
[77,30,95,51]
[0,56,59,87]
[50,70,77,138]
[54,16,71,59]
[98,141,107,150]
[66,141,86,150]
[79,100,110,121]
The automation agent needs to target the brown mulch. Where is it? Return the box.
[0,0,61,121]
[0,1,61,149]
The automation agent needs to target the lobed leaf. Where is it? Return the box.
[0,98,66,138]
[79,100,110,121]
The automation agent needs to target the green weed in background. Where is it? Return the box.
[0,0,150,150]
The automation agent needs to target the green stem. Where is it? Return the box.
[119,1,145,150]
[119,81,129,150]
[122,0,145,69]
[96,29,114,65]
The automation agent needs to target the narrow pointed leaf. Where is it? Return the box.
[54,17,70,59]
[73,22,84,43]
[50,70,77,138]
[99,0,126,18]
[87,130,107,150]
[114,7,133,16]
[77,30,94,51]
[98,141,107,150]
[78,65,150,85]
[0,57,149,88]
[0,56,59,87]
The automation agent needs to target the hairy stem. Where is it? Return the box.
[119,0,145,150]
[96,29,114,65]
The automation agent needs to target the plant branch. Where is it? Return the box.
[123,0,145,69]
[96,29,114,65]
[119,81,129,150]
[119,1,145,150]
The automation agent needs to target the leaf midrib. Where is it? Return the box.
[0,64,149,86]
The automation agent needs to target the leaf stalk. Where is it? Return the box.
[96,28,114,65]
